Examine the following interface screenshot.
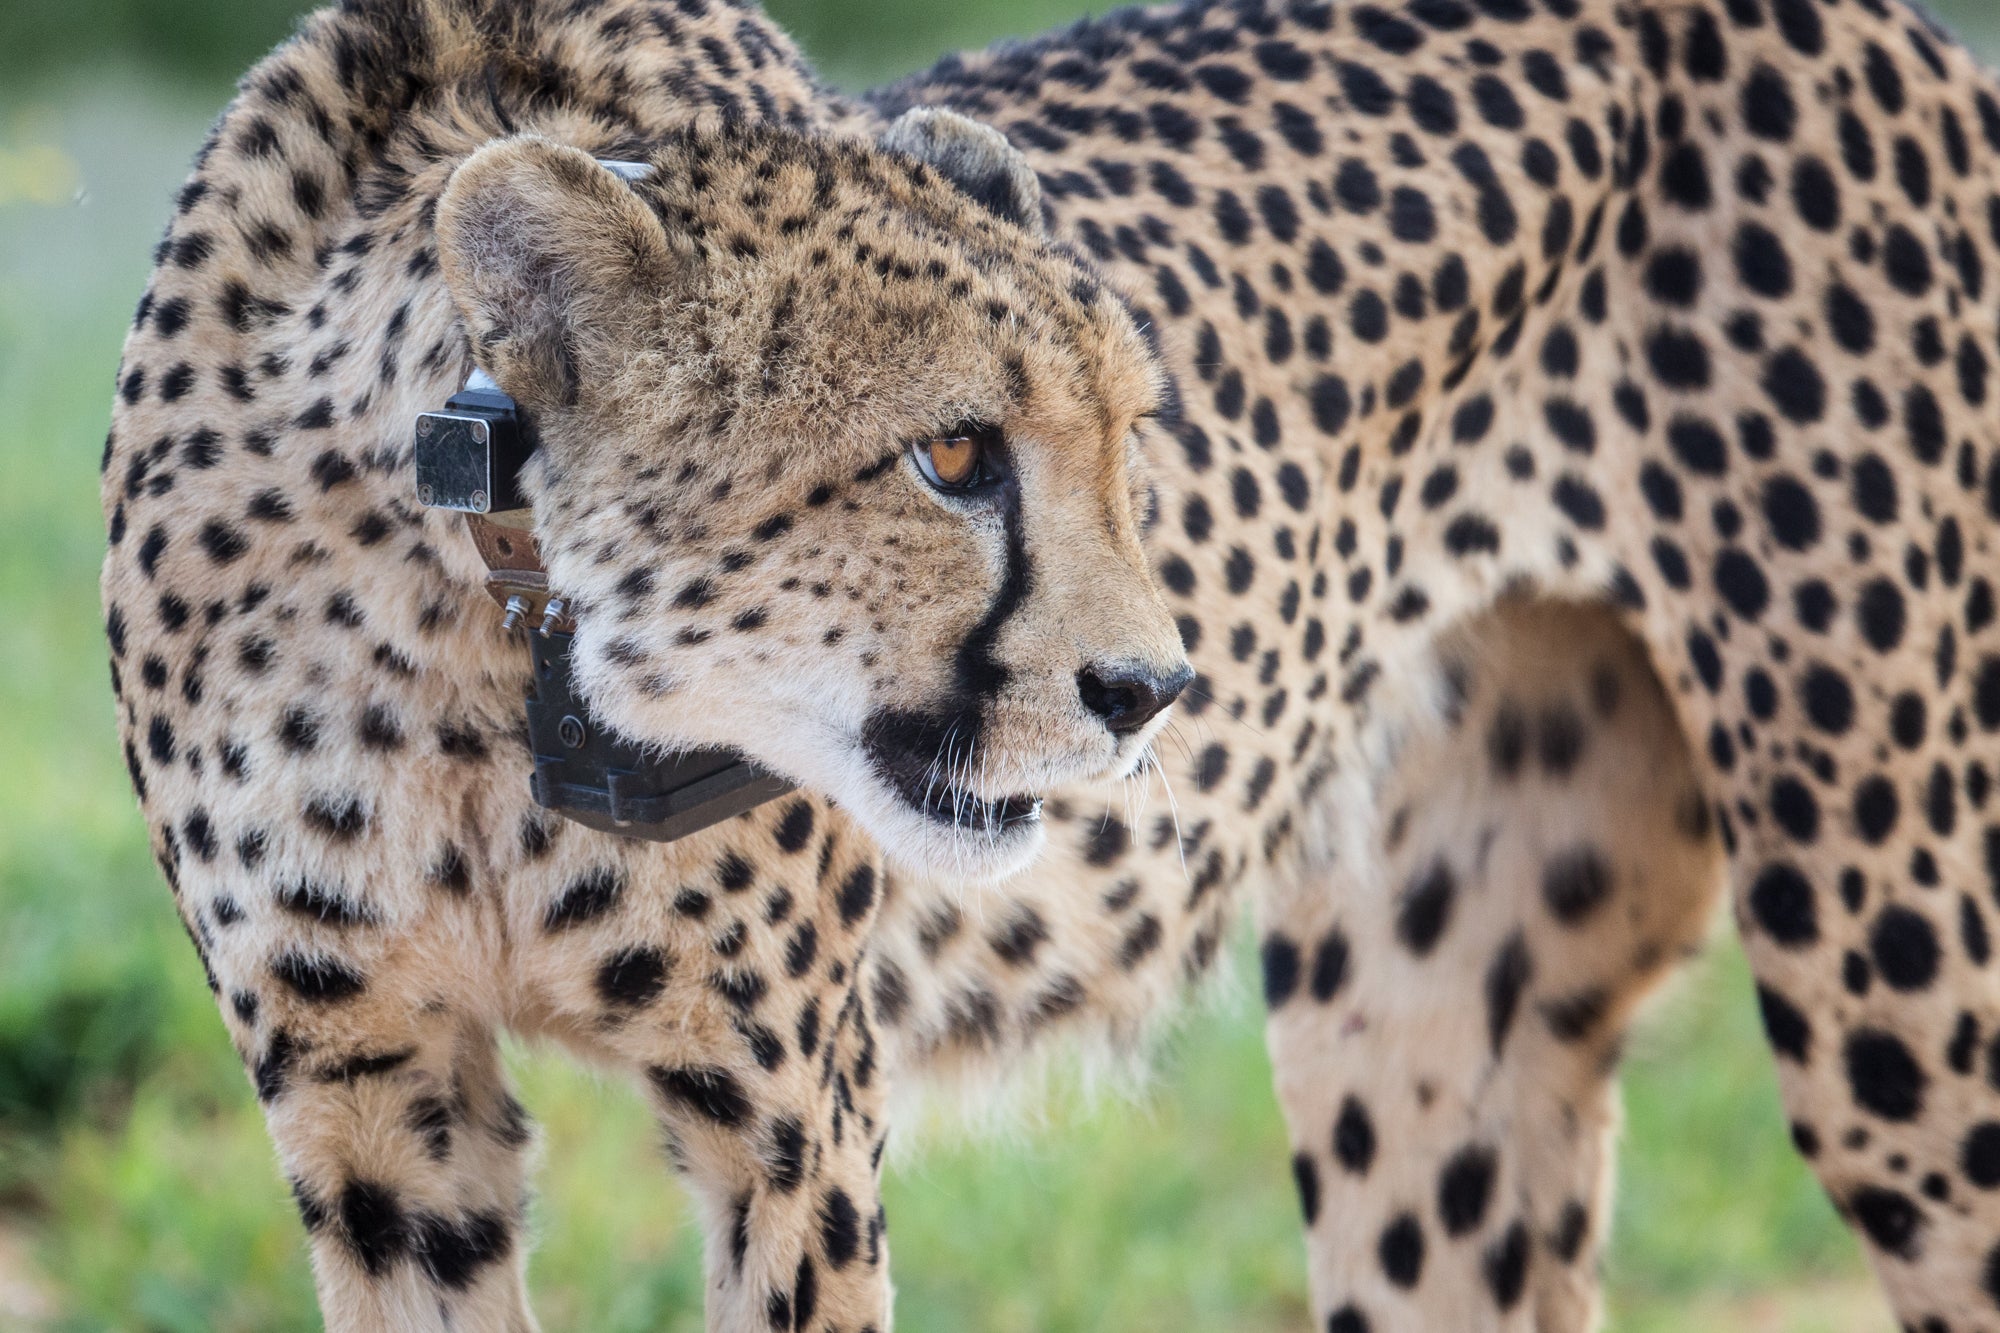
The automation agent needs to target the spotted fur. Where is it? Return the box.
[103,0,2000,1328]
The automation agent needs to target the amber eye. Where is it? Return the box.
[912,427,997,492]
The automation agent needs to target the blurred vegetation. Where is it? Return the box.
[0,0,1136,93]
[4,0,1999,1328]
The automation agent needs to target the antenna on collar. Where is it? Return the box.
[409,157,792,843]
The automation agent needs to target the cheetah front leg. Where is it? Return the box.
[632,970,894,1333]
[514,805,898,1333]
[241,993,537,1332]
[1262,599,1724,1332]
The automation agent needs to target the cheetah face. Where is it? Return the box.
[436,118,1190,879]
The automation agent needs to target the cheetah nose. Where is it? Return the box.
[1077,661,1194,734]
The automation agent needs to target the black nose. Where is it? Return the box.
[1077,662,1194,734]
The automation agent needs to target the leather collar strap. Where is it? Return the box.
[466,510,574,635]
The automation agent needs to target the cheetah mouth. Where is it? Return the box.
[860,708,1043,836]
[896,775,1043,832]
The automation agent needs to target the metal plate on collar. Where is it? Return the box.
[414,412,501,511]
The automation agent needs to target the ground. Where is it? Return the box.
[6,0,1998,1320]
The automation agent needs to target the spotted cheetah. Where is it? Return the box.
[102,0,2000,1327]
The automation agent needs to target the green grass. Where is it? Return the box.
[12,0,2000,1320]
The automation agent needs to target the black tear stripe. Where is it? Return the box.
[858,472,1032,794]
[952,473,1033,702]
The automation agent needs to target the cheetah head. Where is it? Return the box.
[435,114,1190,879]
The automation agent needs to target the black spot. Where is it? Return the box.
[337,1179,408,1275]
[1437,1144,1495,1236]
[1856,579,1906,652]
[1488,703,1527,777]
[1714,548,1772,620]
[407,1096,453,1160]
[1544,400,1596,453]
[544,868,625,930]
[1262,933,1301,1007]
[1310,929,1350,1002]
[1870,906,1940,992]
[1552,476,1605,529]
[1485,932,1532,1055]
[1904,383,1946,464]
[1748,862,1817,947]
[1770,0,1823,54]
[1883,225,1933,297]
[1800,665,1855,734]
[199,520,249,564]
[1667,416,1728,475]
[1398,860,1455,955]
[1542,847,1612,924]
[1337,61,1396,116]
[429,845,470,894]
[272,950,365,1002]
[1648,326,1711,389]
[1292,1153,1321,1226]
[1310,374,1353,436]
[597,946,669,1006]
[1378,1213,1425,1287]
[1541,988,1607,1042]
[1483,1220,1531,1309]
[1552,1201,1589,1263]
[1954,655,2000,735]
[1659,142,1712,210]
[1962,1123,2000,1189]
[1742,65,1797,140]
[1762,348,1825,424]
[1848,1186,1922,1259]
[819,1187,861,1267]
[1854,454,1899,522]
[1757,984,1812,1061]
[990,908,1048,966]
[1645,248,1702,306]
[1537,705,1585,775]
[1334,1096,1376,1173]
[767,1117,808,1194]
[1083,816,1131,867]
[837,864,877,926]
[716,854,755,892]
[254,1029,298,1101]
[414,1210,512,1290]
[1790,157,1840,230]
[1845,1028,1927,1121]
[648,1065,750,1127]
[303,796,369,841]
[1826,284,1875,354]
[277,878,375,926]
[1472,75,1522,129]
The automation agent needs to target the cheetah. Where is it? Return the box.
[101,0,2000,1327]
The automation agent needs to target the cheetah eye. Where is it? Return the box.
[911,424,1002,493]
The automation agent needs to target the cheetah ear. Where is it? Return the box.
[880,107,1045,234]
[435,136,676,411]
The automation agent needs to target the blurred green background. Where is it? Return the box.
[5,1,1998,1328]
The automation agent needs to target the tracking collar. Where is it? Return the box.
[411,161,792,842]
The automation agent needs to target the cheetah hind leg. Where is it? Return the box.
[1260,597,1725,1332]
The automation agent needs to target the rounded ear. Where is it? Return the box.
[879,107,1045,234]
[435,136,675,411]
